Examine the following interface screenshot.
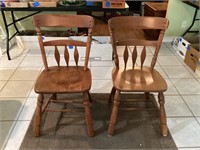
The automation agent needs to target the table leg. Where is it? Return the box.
[182,8,198,36]
[1,10,11,60]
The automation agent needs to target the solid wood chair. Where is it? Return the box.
[107,16,169,136]
[32,14,94,137]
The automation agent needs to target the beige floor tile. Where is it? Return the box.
[185,65,200,79]
[91,80,112,93]
[162,66,194,79]
[164,79,179,95]
[155,66,168,78]
[0,97,26,120]
[167,117,200,147]
[18,98,36,121]
[149,46,174,56]
[91,66,112,80]
[157,56,182,66]
[91,60,113,67]
[0,68,16,80]
[165,95,193,117]
[4,121,30,150]
[28,88,38,98]
[196,117,200,124]
[10,68,41,81]
[19,56,43,68]
[0,81,7,91]
[171,79,200,94]
[137,55,161,67]
[0,121,15,149]
[182,95,200,117]
[0,55,24,68]
[0,81,34,97]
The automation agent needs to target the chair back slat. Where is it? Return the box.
[74,46,79,66]
[140,46,146,69]
[33,14,94,71]
[116,39,157,47]
[43,40,87,47]
[64,46,69,66]
[108,16,168,70]
[54,46,60,66]
[33,14,94,28]
[123,46,129,69]
[131,46,137,69]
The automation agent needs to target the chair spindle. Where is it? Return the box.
[123,46,129,69]
[74,46,79,66]
[132,46,137,69]
[140,46,146,69]
[54,46,60,66]
[64,46,69,66]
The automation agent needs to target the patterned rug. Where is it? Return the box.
[20,93,177,149]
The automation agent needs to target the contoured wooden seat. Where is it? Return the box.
[33,14,94,137]
[108,16,169,136]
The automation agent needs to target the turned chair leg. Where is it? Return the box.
[52,93,57,100]
[83,92,94,137]
[145,92,150,101]
[108,90,120,136]
[158,92,168,136]
[87,91,92,103]
[33,94,44,138]
[108,87,116,103]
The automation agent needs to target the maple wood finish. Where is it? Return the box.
[32,14,94,137]
[108,16,169,136]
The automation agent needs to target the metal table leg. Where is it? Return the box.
[1,10,11,60]
[182,8,199,36]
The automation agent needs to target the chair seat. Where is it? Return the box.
[35,66,92,94]
[112,66,167,92]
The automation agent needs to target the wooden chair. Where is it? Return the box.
[107,16,169,136]
[32,14,94,137]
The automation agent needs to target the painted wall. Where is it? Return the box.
[165,0,200,37]
[0,11,76,36]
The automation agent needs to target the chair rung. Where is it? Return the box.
[50,99,82,103]
[45,108,84,112]
[120,99,148,102]
[119,107,156,111]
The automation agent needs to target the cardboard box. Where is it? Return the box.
[5,2,28,7]
[29,1,57,7]
[184,46,200,77]
[171,37,190,59]
[102,0,125,9]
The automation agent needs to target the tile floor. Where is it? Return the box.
[0,39,200,150]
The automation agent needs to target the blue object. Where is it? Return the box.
[105,1,110,7]
[86,1,93,6]
[69,45,73,49]
[32,2,40,7]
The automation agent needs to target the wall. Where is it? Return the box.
[0,11,76,36]
[165,0,200,37]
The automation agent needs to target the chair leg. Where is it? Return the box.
[52,93,57,100]
[145,92,150,101]
[108,90,120,137]
[83,92,94,137]
[33,94,44,138]
[87,91,92,103]
[108,87,116,103]
[158,92,168,136]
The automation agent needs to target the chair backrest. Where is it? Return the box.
[108,16,169,70]
[33,14,94,71]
